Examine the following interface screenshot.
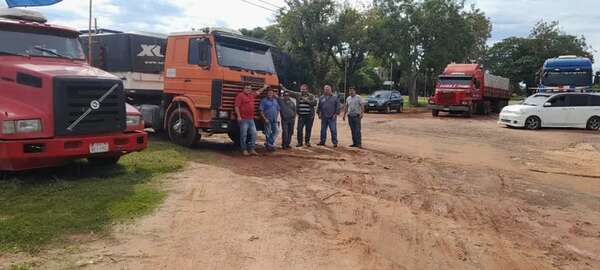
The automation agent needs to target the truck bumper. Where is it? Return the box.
[0,131,147,171]
[428,104,470,112]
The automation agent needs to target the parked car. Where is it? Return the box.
[499,92,600,130]
[366,90,404,113]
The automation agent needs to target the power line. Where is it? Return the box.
[254,0,281,9]
[240,0,278,13]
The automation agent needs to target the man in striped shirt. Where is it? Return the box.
[280,84,318,147]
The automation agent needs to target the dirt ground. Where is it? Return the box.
[3,111,600,270]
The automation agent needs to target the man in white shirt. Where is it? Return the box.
[342,87,366,148]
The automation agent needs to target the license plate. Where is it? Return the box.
[369,104,375,107]
[89,142,109,154]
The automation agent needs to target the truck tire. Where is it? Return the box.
[587,116,600,130]
[525,116,541,130]
[88,156,121,166]
[228,123,241,147]
[432,110,439,117]
[167,107,200,147]
[385,105,391,114]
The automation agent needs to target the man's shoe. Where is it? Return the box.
[306,143,311,147]
[349,144,357,148]
[242,150,250,156]
[356,145,362,149]
[333,144,338,148]
[296,143,303,147]
[317,142,325,146]
[250,150,259,156]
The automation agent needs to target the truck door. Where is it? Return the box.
[181,37,214,108]
[541,94,569,126]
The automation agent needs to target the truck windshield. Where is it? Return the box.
[0,29,84,59]
[215,39,276,74]
[438,77,472,86]
[523,94,551,106]
[541,70,592,87]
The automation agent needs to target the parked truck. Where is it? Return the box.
[85,28,279,147]
[429,64,511,117]
[0,9,147,171]
[80,30,167,106]
[535,56,593,93]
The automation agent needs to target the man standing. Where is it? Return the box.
[259,88,280,152]
[235,83,268,156]
[280,84,317,147]
[317,85,341,147]
[342,87,366,148]
[278,92,296,149]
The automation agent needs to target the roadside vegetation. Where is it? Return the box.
[0,138,210,253]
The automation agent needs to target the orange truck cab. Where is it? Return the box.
[0,9,147,171]
[138,28,279,147]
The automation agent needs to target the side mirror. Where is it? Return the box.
[544,102,552,107]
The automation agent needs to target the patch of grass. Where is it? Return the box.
[9,262,35,270]
[0,138,206,253]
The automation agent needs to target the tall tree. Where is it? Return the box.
[277,0,337,90]
[485,20,593,95]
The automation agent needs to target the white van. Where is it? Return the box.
[499,93,600,130]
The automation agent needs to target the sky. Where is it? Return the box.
[1,0,598,66]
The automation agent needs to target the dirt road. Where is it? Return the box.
[5,112,600,269]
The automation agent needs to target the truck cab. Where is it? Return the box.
[140,28,279,147]
[537,56,593,93]
[429,64,510,117]
[0,9,147,171]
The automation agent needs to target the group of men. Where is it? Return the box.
[234,83,366,156]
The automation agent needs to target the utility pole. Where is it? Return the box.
[87,0,92,65]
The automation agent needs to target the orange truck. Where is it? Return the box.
[128,28,279,147]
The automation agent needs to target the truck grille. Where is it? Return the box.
[221,81,265,114]
[53,78,126,136]
[437,92,457,105]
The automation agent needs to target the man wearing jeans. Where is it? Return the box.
[259,88,280,152]
[342,87,366,148]
[280,84,317,147]
[317,85,341,147]
[235,84,268,156]
[278,92,296,149]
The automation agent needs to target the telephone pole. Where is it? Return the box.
[87,0,92,64]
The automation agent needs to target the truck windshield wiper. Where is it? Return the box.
[0,51,28,57]
[33,46,72,60]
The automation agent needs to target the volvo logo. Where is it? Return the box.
[90,100,101,110]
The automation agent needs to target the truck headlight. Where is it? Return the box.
[2,119,42,134]
[126,115,141,126]
[2,121,16,134]
[218,111,229,119]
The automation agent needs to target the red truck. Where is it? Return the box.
[429,64,511,117]
[0,9,147,171]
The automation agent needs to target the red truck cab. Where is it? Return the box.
[0,9,147,171]
[429,64,510,117]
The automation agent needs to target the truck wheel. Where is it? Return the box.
[587,116,600,130]
[432,110,439,117]
[525,116,541,130]
[168,107,200,147]
[88,156,121,166]
[385,105,391,114]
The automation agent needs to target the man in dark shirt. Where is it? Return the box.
[317,85,341,147]
[278,92,296,149]
[235,83,268,156]
[280,84,317,147]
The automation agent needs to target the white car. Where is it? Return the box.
[499,93,600,130]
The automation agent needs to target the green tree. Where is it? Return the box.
[485,21,593,95]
